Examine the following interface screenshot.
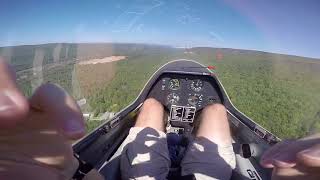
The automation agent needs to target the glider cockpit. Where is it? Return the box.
[73,59,280,180]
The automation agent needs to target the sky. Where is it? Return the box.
[0,0,320,58]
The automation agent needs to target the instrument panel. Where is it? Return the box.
[148,73,223,124]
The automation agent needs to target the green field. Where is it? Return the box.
[1,43,320,138]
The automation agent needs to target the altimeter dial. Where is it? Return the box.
[191,79,203,92]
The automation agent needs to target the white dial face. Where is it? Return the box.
[191,79,203,92]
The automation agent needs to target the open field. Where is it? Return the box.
[78,56,126,65]
[1,43,320,138]
[75,56,127,98]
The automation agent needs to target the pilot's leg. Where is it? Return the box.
[181,104,236,180]
[120,98,170,180]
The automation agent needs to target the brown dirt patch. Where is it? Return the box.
[79,56,126,65]
[75,56,126,97]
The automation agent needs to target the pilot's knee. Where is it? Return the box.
[136,98,165,130]
[142,98,163,111]
[203,103,226,114]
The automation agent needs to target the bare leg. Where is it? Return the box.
[196,104,232,145]
[119,98,170,180]
[181,104,236,180]
[135,98,165,132]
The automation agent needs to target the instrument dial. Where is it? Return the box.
[169,79,180,90]
[191,79,203,92]
[188,94,203,107]
[167,93,180,105]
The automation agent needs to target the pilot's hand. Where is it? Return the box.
[0,59,101,180]
[260,134,320,180]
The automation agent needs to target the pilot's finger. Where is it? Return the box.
[271,154,297,168]
[29,83,85,139]
[260,140,295,168]
[0,58,29,127]
[268,135,320,168]
[297,144,320,168]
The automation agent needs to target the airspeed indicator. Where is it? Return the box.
[169,79,180,90]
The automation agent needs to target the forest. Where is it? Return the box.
[1,43,320,139]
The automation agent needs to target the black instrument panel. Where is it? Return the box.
[147,73,223,113]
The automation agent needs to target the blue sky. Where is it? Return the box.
[0,0,319,58]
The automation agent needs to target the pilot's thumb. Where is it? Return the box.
[30,83,86,140]
[297,143,320,168]
[0,58,29,128]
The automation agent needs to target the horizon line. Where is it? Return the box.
[0,41,319,60]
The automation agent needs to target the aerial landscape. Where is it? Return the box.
[2,1,320,179]
[1,43,319,139]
